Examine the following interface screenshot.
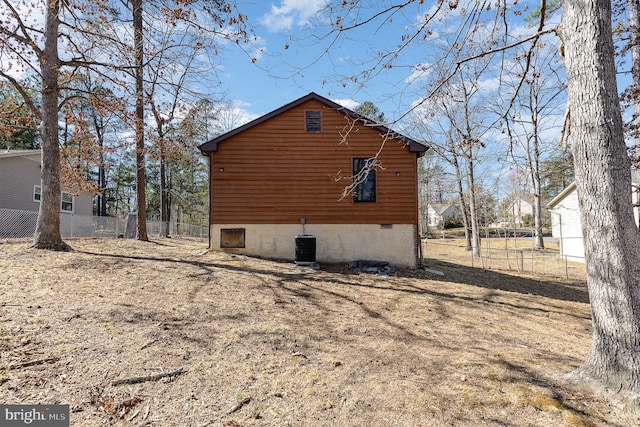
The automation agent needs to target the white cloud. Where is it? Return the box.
[261,0,325,32]
[405,62,434,85]
[212,100,260,135]
[332,98,359,110]
[476,76,502,92]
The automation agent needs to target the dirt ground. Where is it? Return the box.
[0,237,637,426]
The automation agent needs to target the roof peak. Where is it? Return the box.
[198,92,428,155]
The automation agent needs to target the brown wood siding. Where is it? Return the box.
[208,99,419,225]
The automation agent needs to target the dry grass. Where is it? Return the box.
[0,237,636,426]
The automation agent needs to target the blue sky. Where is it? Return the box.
[212,0,553,135]
[213,0,441,125]
[214,1,366,123]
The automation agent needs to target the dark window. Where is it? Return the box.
[61,192,74,212]
[305,111,321,132]
[353,158,376,202]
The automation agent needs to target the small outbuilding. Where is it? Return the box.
[198,92,428,267]
[546,182,584,262]
[548,177,640,263]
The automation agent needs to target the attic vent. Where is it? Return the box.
[306,111,321,132]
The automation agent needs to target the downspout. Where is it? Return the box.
[415,152,423,268]
[205,151,212,250]
[550,211,563,258]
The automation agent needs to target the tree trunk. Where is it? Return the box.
[151,101,170,238]
[563,0,640,393]
[529,87,545,249]
[628,0,640,228]
[160,152,170,237]
[99,151,107,217]
[32,0,70,251]
[532,182,544,249]
[133,0,148,241]
[452,153,471,250]
[531,150,545,249]
[466,154,481,257]
[93,111,108,217]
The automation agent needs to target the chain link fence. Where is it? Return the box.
[0,208,209,241]
[0,208,38,238]
[422,238,586,280]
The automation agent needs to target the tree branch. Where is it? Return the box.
[111,367,184,386]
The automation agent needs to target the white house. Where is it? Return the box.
[506,196,534,227]
[0,150,94,237]
[427,203,463,228]
[547,180,639,263]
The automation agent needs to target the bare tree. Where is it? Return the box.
[411,55,493,256]
[500,42,566,248]
[0,0,147,247]
[130,0,148,240]
[443,72,484,257]
[147,49,204,236]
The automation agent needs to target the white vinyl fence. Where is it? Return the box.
[0,208,208,240]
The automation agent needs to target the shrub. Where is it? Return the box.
[443,218,463,229]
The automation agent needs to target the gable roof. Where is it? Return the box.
[439,204,460,215]
[428,203,459,215]
[547,181,577,209]
[198,92,428,155]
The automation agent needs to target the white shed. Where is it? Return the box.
[547,179,640,263]
[546,182,584,262]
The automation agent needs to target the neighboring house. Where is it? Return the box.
[505,196,534,226]
[198,92,428,267]
[548,179,640,263]
[0,150,93,237]
[427,203,463,228]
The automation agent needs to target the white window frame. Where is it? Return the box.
[33,185,75,213]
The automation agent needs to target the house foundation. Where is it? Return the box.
[211,223,418,268]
